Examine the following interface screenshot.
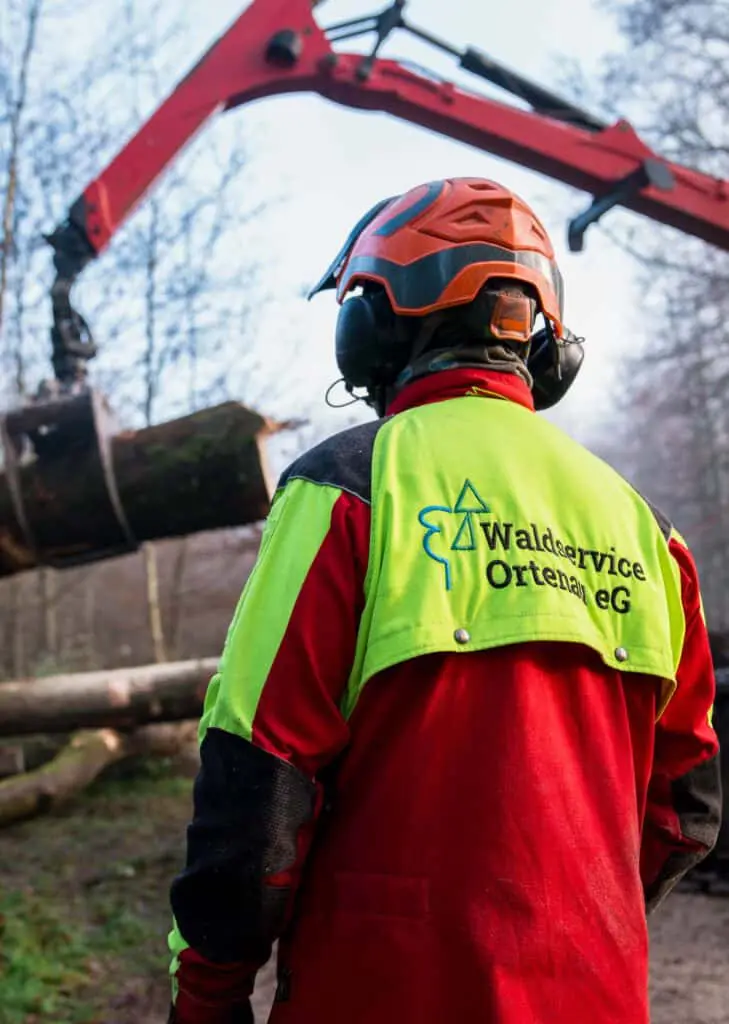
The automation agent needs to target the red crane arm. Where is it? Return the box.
[322,60,727,249]
[46,0,729,384]
[72,0,334,257]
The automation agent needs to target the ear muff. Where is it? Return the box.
[527,325,584,411]
[335,288,413,392]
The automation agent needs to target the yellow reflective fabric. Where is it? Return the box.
[203,477,340,743]
[169,476,340,983]
[343,396,685,719]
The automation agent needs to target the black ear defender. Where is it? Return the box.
[527,323,585,411]
[308,196,411,408]
[335,286,415,394]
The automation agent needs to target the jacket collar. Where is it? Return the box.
[386,368,535,416]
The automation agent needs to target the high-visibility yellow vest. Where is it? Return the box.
[168,392,688,981]
[343,396,685,718]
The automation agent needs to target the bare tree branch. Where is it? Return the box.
[0,0,43,356]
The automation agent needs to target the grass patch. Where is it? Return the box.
[0,756,194,1023]
[0,888,92,1023]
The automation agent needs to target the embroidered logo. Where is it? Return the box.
[418,479,490,591]
[418,483,648,616]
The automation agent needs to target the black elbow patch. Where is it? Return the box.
[645,753,723,913]
[672,753,723,848]
[170,728,317,964]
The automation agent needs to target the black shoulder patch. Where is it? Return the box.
[642,495,673,542]
[277,417,386,504]
[629,484,672,541]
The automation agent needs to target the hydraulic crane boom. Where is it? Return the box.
[46,0,729,386]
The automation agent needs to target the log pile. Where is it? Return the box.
[0,658,217,828]
[0,390,288,826]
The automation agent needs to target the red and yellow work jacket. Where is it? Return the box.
[169,369,721,1024]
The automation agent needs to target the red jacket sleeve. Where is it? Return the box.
[169,484,371,1023]
[640,533,722,911]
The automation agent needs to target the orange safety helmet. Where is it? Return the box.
[310,177,565,337]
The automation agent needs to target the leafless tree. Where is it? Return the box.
[0,0,43,385]
[98,0,271,661]
[589,0,729,628]
[0,0,45,678]
[0,0,280,676]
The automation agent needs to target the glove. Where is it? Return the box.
[167,999,254,1024]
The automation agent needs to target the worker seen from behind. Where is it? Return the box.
[167,177,721,1024]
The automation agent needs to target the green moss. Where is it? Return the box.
[0,757,193,1023]
[0,888,91,1023]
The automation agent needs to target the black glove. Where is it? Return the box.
[167,1001,254,1024]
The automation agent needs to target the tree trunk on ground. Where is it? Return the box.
[0,399,281,578]
[38,567,57,659]
[0,720,198,826]
[168,537,188,660]
[0,744,26,778]
[0,732,69,777]
[144,542,168,663]
[0,657,218,737]
[10,575,26,679]
[83,571,97,670]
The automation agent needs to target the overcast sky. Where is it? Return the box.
[67,0,651,467]
[205,0,639,442]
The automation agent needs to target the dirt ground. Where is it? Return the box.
[649,892,729,1024]
[0,758,726,1023]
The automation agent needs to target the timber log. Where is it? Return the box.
[0,391,280,576]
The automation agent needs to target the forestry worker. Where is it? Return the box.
[166,178,722,1024]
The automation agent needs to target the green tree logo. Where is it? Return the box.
[418,480,490,590]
